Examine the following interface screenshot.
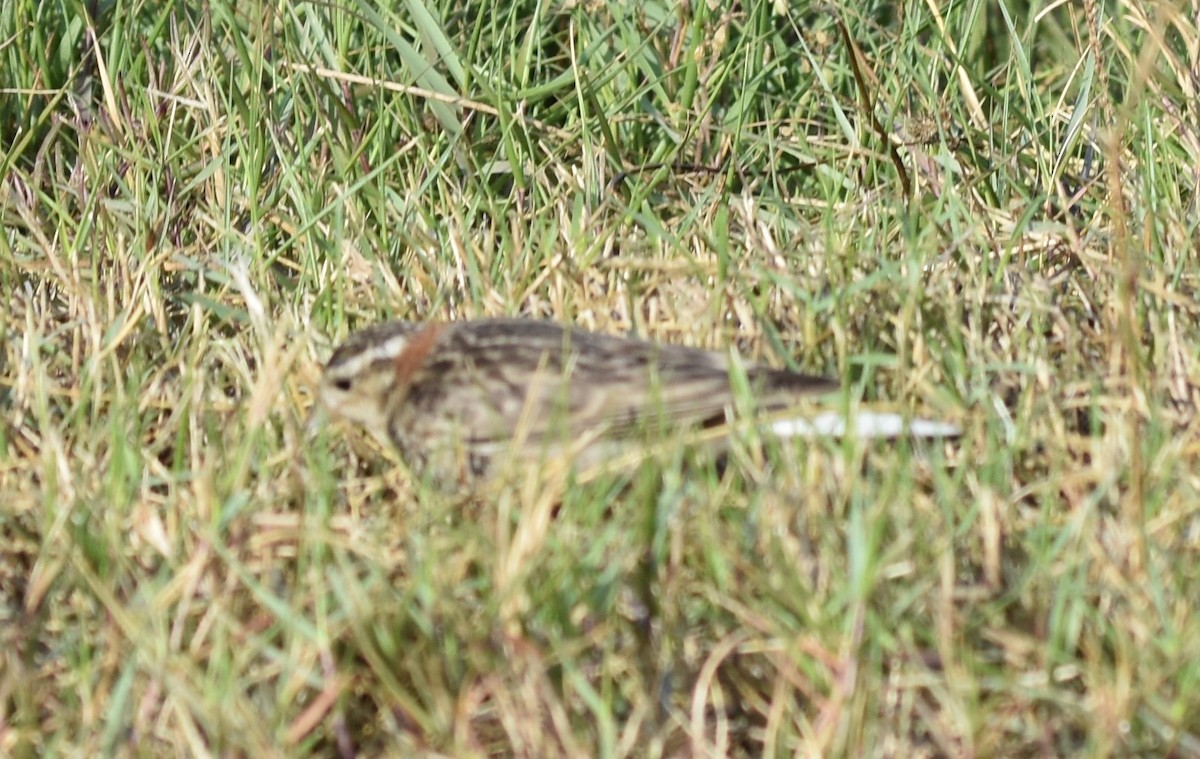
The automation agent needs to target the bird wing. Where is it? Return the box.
[402,320,835,448]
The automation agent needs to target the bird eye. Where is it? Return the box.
[333,378,352,391]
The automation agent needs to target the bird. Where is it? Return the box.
[314,317,959,489]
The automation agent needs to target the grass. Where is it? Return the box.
[3,0,1200,755]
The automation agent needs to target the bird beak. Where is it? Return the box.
[305,403,328,439]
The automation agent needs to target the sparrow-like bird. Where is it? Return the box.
[315,318,958,488]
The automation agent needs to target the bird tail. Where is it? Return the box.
[768,411,961,439]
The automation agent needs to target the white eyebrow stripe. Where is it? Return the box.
[327,335,412,375]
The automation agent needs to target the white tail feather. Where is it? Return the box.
[769,412,961,439]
